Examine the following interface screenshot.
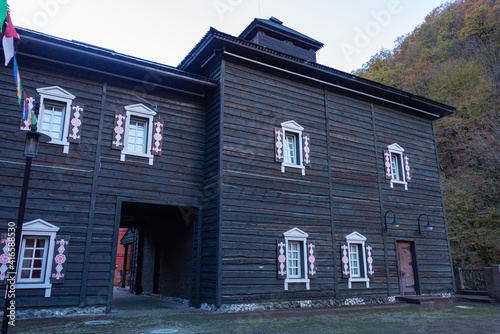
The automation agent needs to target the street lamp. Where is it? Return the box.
[384,210,400,231]
[1,129,50,334]
[418,214,434,233]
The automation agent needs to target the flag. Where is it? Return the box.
[3,35,14,66]
[23,91,37,126]
[4,11,20,39]
[0,0,7,33]
[13,54,22,106]
[3,11,20,66]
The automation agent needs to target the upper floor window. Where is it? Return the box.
[384,143,411,190]
[274,120,311,175]
[41,101,66,141]
[35,87,78,154]
[20,87,84,154]
[284,133,298,165]
[128,117,148,154]
[111,104,164,166]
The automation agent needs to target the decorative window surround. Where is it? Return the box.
[344,232,373,289]
[281,121,309,175]
[283,228,310,290]
[36,86,76,154]
[384,143,411,190]
[16,219,59,298]
[121,104,156,165]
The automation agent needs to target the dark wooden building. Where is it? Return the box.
[0,17,455,312]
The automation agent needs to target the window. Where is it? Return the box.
[18,237,49,283]
[287,241,303,278]
[349,244,361,278]
[36,86,76,154]
[41,102,66,141]
[274,120,311,175]
[284,133,298,165]
[120,104,157,165]
[278,228,316,290]
[16,219,60,297]
[128,117,148,153]
[384,143,411,190]
[341,232,374,289]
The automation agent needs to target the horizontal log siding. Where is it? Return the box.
[374,104,453,295]
[220,61,333,304]
[0,57,100,308]
[88,81,207,305]
[0,56,209,308]
[326,91,388,297]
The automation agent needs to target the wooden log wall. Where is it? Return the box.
[0,54,209,308]
[218,58,454,304]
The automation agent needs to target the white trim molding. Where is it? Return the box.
[281,120,305,175]
[37,86,76,154]
[17,219,60,297]
[345,231,369,289]
[121,103,156,165]
[283,228,310,290]
[387,143,408,190]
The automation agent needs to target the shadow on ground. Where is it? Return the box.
[9,288,500,334]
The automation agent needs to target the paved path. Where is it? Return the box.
[9,289,500,333]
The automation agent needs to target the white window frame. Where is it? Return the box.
[387,143,407,190]
[16,219,59,297]
[281,120,305,175]
[121,104,156,165]
[346,231,369,289]
[37,86,76,154]
[283,227,309,290]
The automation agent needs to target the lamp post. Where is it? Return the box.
[384,210,400,231]
[1,129,50,334]
[418,214,433,233]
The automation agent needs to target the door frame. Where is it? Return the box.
[395,239,421,295]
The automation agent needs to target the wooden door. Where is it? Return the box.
[397,241,417,295]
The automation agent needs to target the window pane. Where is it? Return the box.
[25,239,35,248]
[24,249,33,258]
[34,259,43,268]
[21,270,31,279]
[22,259,32,269]
[34,249,45,258]
[31,270,42,279]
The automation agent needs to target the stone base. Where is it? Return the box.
[0,306,105,319]
[202,296,397,313]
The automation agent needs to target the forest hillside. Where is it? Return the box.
[354,0,499,268]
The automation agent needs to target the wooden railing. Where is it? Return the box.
[454,268,487,292]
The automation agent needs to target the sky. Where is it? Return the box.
[9,0,450,73]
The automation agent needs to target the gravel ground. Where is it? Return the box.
[8,289,500,334]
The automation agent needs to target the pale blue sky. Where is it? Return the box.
[10,0,449,73]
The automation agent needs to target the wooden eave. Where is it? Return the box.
[13,28,217,99]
